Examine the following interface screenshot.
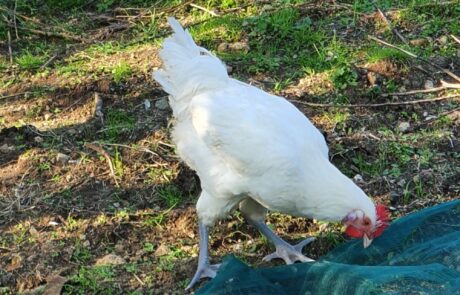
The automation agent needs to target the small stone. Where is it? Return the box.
[83,240,90,247]
[44,113,52,121]
[34,136,43,143]
[154,244,169,257]
[155,97,169,110]
[353,174,364,183]
[29,226,39,238]
[0,144,14,153]
[95,254,126,266]
[409,38,428,46]
[229,42,250,52]
[424,80,434,89]
[437,35,448,45]
[144,99,151,110]
[397,122,410,132]
[56,153,70,164]
[226,65,233,74]
[115,243,124,253]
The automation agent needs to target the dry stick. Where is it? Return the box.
[290,94,460,108]
[369,35,460,83]
[7,30,13,64]
[370,0,407,44]
[84,142,120,187]
[451,34,460,45]
[189,3,219,16]
[13,0,18,39]
[382,80,460,96]
[40,53,58,69]
[8,24,85,42]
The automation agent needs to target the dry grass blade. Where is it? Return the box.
[189,3,220,16]
[451,34,460,45]
[290,94,460,108]
[369,35,460,83]
[84,142,120,187]
[382,80,460,96]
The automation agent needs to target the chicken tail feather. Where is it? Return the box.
[153,17,228,106]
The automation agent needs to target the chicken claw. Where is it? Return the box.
[262,237,315,264]
[248,218,315,264]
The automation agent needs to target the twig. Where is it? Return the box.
[189,3,219,16]
[13,0,18,39]
[94,93,104,124]
[7,24,85,42]
[382,80,460,96]
[84,142,120,187]
[369,35,460,83]
[370,0,407,44]
[40,53,58,69]
[451,34,460,45]
[132,273,145,286]
[290,94,460,108]
[98,142,161,158]
[7,30,13,64]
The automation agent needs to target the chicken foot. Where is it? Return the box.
[186,221,221,290]
[247,218,315,264]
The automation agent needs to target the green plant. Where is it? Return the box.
[64,265,115,294]
[111,62,132,83]
[103,109,135,141]
[16,51,45,70]
[331,66,358,90]
[157,185,182,208]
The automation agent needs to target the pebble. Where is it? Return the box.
[95,254,126,266]
[155,97,169,110]
[424,80,434,89]
[56,153,70,164]
[397,122,411,132]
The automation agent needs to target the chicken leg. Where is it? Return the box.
[186,221,220,290]
[240,198,315,264]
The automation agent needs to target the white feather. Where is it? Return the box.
[153,18,376,227]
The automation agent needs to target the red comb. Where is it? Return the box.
[374,204,390,237]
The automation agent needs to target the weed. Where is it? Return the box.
[16,51,45,70]
[144,242,155,253]
[113,147,123,177]
[111,62,132,83]
[331,66,358,90]
[71,242,92,264]
[64,265,115,294]
[155,246,187,272]
[103,109,135,141]
[157,185,182,208]
[146,166,175,184]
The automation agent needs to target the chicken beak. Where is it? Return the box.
[363,234,373,248]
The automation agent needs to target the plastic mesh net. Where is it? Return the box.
[197,200,460,295]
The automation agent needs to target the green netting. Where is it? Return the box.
[197,200,460,295]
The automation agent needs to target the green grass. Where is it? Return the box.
[16,51,46,70]
[111,62,132,83]
[64,265,115,294]
[157,185,182,208]
[103,109,135,141]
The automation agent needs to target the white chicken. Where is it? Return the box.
[154,18,389,290]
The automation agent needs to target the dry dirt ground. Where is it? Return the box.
[0,1,459,294]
